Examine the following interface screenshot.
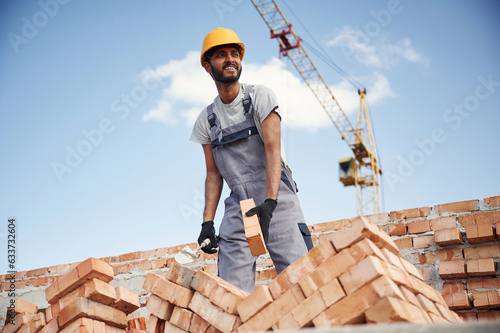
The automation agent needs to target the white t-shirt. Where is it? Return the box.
[190,83,280,145]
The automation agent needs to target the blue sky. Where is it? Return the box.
[1,0,499,272]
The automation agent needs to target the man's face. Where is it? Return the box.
[206,46,242,83]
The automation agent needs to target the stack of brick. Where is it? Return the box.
[2,299,46,333]
[42,257,141,333]
[236,216,462,331]
[436,221,500,318]
[142,263,249,333]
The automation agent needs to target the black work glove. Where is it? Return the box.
[245,198,277,244]
[198,221,218,254]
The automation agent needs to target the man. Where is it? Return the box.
[190,28,311,293]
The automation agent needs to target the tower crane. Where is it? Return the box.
[250,0,382,216]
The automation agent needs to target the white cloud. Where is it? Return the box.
[141,51,395,131]
[141,100,178,125]
[328,25,426,69]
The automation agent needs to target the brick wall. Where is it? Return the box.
[1,195,499,325]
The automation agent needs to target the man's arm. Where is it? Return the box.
[260,110,282,200]
[202,144,223,221]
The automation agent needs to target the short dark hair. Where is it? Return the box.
[204,43,242,63]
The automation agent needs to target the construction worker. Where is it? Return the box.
[190,28,311,293]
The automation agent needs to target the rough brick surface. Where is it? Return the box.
[434,228,463,246]
[240,198,267,256]
[438,261,467,279]
[467,258,497,277]
[466,224,496,243]
[58,297,127,329]
[45,258,114,304]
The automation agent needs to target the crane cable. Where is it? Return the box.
[279,0,364,91]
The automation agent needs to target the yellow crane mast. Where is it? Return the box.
[250,0,382,215]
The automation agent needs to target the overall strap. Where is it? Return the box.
[207,103,223,143]
[243,84,254,114]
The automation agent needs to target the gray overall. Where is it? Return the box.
[207,85,309,293]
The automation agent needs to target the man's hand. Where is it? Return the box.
[198,221,218,254]
[245,198,277,244]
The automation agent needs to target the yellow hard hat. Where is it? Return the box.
[201,28,245,66]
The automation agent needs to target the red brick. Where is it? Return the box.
[312,219,350,233]
[39,318,59,333]
[3,314,37,333]
[466,224,496,243]
[398,286,420,307]
[256,268,277,281]
[390,207,431,220]
[189,313,210,333]
[407,220,431,234]
[484,195,500,208]
[202,265,218,276]
[438,261,467,278]
[189,292,241,333]
[189,270,218,299]
[163,321,187,333]
[237,284,304,332]
[17,312,46,333]
[112,263,135,276]
[415,293,441,316]
[146,294,174,321]
[277,279,345,330]
[312,275,404,327]
[150,258,168,270]
[365,213,390,225]
[30,276,50,288]
[430,217,458,230]
[58,317,104,333]
[117,251,142,262]
[209,280,249,316]
[11,298,38,315]
[442,292,472,310]
[135,260,153,272]
[339,255,389,295]
[365,296,431,324]
[418,248,463,264]
[472,290,500,309]
[143,273,194,308]
[477,310,500,321]
[47,263,75,275]
[169,306,193,332]
[58,297,127,329]
[113,286,140,315]
[464,244,500,259]
[26,267,48,278]
[436,200,478,215]
[466,258,497,277]
[240,198,267,256]
[327,216,399,254]
[442,281,466,294]
[496,222,500,239]
[467,278,500,291]
[459,211,500,227]
[237,285,273,322]
[412,235,436,249]
[434,302,462,322]
[434,228,463,246]
[380,223,407,236]
[166,263,196,289]
[394,237,412,250]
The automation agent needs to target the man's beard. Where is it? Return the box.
[210,63,242,83]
